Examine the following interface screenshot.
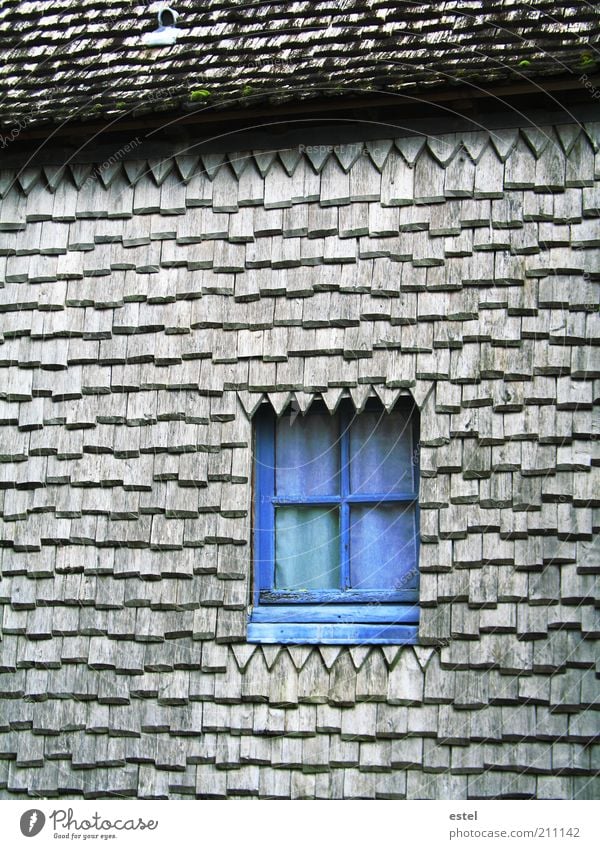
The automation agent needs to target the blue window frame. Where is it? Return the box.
[248,397,420,644]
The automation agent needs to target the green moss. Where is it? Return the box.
[579,52,595,68]
[241,84,254,97]
[116,101,127,109]
[518,59,531,68]
[190,89,211,102]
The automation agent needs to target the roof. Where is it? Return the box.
[0,1,598,133]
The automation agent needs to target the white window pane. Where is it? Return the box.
[276,411,340,496]
[349,504,417,590]
[349,408,414,494]
[275,506,340,589]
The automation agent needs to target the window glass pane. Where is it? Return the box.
[276,411,339,496]
[275,506,340,589]
[349,408,414,494]
[349,504,417,590]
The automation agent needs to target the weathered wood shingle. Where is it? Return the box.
[0,113,599,799]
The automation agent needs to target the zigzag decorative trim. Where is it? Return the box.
[236,385,428,418]
[228,643,433,672]
[1,124,598,198]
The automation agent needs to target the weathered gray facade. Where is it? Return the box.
[0,118,598,799]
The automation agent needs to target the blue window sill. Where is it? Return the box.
[251,603,419,623]
[247,621,419,645]
[259,590,418,604]
[248,603,419,644]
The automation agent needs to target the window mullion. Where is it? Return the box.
[340,408,350,591]
[344,493,418,503]
[257,412,276,598]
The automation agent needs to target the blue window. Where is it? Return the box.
[248,398,420,644]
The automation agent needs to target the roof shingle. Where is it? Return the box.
[0,1,598,131]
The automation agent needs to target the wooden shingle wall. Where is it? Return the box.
[0,125,598,799]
